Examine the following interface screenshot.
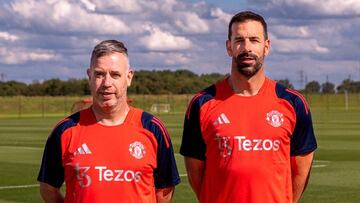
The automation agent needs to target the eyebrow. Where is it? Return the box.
[93,68,104,72]
[110,70,121,74]
[234,35,260,40]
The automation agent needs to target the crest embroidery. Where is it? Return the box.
[266,110,284,127]
[129,141,146,159]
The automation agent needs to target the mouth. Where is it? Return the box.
[238,57,256,66]
[98,92,114,99]
[240,57,255,62]
[236,53,257,64]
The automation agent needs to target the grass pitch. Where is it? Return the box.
[0,107,360,202]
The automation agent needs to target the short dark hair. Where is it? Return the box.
[228,11,268,40]
[90,40,128,68]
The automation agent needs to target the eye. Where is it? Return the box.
[250,37,260,43]
[235,38,244,43]
[94,71,104,78]
[111,73,121,78]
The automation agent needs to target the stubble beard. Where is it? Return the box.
[234,51,265,78]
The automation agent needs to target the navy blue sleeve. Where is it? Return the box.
[180,85,215,161]
[37,113,79,188]
[141,112,180,189]
[290,96,317,156]
[275,84,317,156]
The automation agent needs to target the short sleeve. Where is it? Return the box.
[290,97,317,156]
[180,94,207,161]
[37,125,65,188]
[141,113,180,189]
[37,114,79,188]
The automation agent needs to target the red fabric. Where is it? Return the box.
[61,107,158,203]
[198,78,296,203]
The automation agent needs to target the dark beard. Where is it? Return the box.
[234,52,264,77]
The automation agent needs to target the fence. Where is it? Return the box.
[0,93,359,118]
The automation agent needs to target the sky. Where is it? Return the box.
[0,0,360,89]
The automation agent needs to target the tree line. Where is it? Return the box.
[0,70,359,96]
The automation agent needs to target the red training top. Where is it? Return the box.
[38,107,180,203]
[180,77,317,203]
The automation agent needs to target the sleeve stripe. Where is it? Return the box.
[286,88,309,114]
[151,118,170,148]
[186,91,204,120]
[153,117,171,143]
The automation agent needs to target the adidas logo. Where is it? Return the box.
[74,143,92,156]
[213,113,230,126]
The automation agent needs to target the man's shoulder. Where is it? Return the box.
[139,110,166,129]
[62,110,82,127]
[49,111,82,140]
[274,82,310,114]
[137,109,172,147]
[190,82,218,106]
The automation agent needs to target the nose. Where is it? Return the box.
[102,73,112,87]
[242,39,252,53]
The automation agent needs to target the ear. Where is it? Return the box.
[264,39,270,56]
[87,68,92,80]
[86,68,92,88]
[127,68,134,87]
[226,40,233,57]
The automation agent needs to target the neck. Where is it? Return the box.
[91,102,130,126]
[228,68,266,96]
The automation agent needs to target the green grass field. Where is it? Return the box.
[0,95,360,202]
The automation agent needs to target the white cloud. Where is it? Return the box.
[157,0,178,14]
[174,12,209,33]
[270,25,310,38]
[0,0,358,86]
[0,47,58,64]
[134,52,191,68]
[163,53,191,65]
[139,25,192,51]
[79,0,96,12]
[210,7,232,23]
[266,0,360,16]
[90,0,142,13]
[0,31,19,41]
[9,0,131,34]
[271,36,329,54]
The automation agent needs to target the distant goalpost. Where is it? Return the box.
[150,103,171,113]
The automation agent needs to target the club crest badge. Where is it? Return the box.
[129,141,146,159]
[266,110,284,127]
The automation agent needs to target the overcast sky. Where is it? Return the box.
[0,0,359,88]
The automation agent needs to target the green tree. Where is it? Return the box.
[337,79,360,93]
[0,81,27,96]
[43,79,65,96]
[321,82,335,94]
[63,79,89,95]
[25,82,45,96]
[305,81,320,93]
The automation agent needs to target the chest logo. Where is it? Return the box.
[74,143,92,156]
[266,110,284,127]
[213,113,231,126]
[129,141,146,159]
